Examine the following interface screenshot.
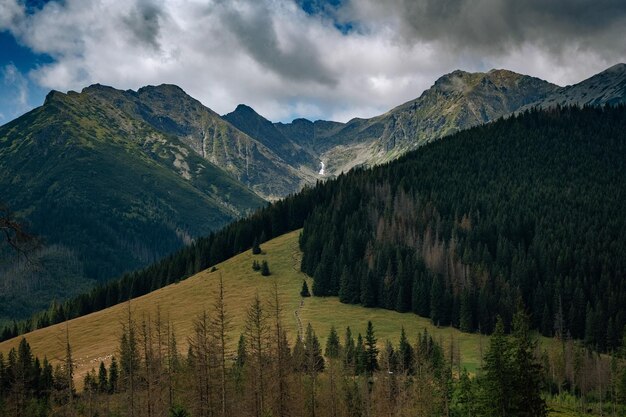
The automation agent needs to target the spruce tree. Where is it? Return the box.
[300,280,311,297]
[430,275,444,326]
[477,316,512,417]
[325,325,341,358]
[338,266,351,303]
[119,327,140,390]
[292,336,305,372]
[261,260,271,276]
[510,307,547,417]
[304,323,325,373]
[252,237,261,255]
[459,290,473,332]
[364,321,379,375]
[344,327,356,370]
[398,327,414,374]
[98,361,108,393]
[40,357,53,398]
[108,356,119,393]
[235,334,247,369]
[355,334,366,375]
[453,368,475,417]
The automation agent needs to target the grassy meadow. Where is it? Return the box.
[0,229,590,415]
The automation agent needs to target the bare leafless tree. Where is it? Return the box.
[0,203,38,255]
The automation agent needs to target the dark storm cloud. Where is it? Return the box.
[3,0,626,124]
[363,0,626,55]
[123,0,164,49]
[218,1,337,86]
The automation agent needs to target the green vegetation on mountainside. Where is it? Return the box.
[0,89,264,326]
[300,106,626,352]
[5,106,625,359]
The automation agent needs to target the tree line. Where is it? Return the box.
[11,279,620,417]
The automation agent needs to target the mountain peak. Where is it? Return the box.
[81,83,118,94]
[579,63,626,82]
[486,68,524,79]
[137,84,187,96]
[232,104,259,115]
[43,90,66,105]
[603,63,626,74]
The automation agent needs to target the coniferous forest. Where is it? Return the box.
[3,106,626,357]
[2,285,626,417]
[300,106,626,351]
[0,106,625,415]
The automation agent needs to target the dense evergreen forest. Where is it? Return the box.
[3,283,625,417]
[2,106,625,356]
[301,106,626,351]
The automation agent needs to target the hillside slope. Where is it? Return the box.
[299,106,626,351]
[0,88,264,325]
[0,230,489,382]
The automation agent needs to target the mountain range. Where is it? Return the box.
[0,63,624,325]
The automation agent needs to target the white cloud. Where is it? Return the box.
[2,0,626,123]
[1,63,29,110]
[0,0,23,31]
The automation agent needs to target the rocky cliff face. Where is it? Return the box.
[80,84,315,200]
[271,69,559,175]
[269,64,625,176]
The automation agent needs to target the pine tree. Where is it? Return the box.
[355,334,366,375]
[292,336,305,372]
[398,327,414,374]
[252,238,261,255]
[430,275,444,326]
[236,334,247,369]
[459,290,473,332]
[98,361,108,393]
[233,334,247,395]
[325,325,341,358]
[453,368,475,417]
[338,266,351,303]
[108,356,119,394]
[119,327,140,390]
[364,321,379,375]
[40,357,53,398]
[64,324,75,408]
[510,307,547,417]
[477,316,512,417]
[261,261,271,276]
[300,280,311,297]
[344,327,356,371]
[304,323,325,373]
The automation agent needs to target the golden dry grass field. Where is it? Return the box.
[0,229,593,415]
[0,230,488,378]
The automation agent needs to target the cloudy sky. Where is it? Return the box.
[1,0,625,125]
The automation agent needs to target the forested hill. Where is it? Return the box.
[300,105,626,351]
[3,106,626,352]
